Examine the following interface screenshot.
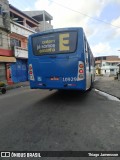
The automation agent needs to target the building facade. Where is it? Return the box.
[0,0,16,84]
[95,56,120,76]
[24,10,53,31]
[9,5,39,83]
[0,1,53,84]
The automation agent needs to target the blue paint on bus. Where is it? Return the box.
[28,27,95,91]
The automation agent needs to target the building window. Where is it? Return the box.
[10,38,21,47]
[110,69,114,71]
[103,57,106,60]
[0,33,2,46]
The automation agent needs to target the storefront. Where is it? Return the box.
[12,46,28,83]
[0,63,6,82]
[0,56,16,84]
[10,59,28,83]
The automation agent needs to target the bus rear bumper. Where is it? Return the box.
[30,82,86,91]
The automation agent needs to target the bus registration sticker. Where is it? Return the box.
[50,77,59,80]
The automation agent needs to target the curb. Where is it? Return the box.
[94,88,120,100]
[6,84,30,90]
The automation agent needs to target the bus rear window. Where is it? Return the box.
[32,31,77,55]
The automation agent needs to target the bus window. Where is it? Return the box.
[32,31,77,56]
[85,40,88,64]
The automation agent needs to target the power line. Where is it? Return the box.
[49,0,120,29]
[4,0,120,29]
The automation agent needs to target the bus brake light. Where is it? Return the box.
[79,69,84,73]
[29,71,33,75]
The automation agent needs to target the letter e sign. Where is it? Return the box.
[59,33,70,51]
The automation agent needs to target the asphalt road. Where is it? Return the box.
[0,86,120,160]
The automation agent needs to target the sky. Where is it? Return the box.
[8,0,120,57]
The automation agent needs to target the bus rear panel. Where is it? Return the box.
[28,27,94,91]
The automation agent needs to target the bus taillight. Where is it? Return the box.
[79,69,84,74]
[29,64,34,81]
[79,64,84,68]
[77,61,84,81]
[29,65,32,71]
[29,71,33,75]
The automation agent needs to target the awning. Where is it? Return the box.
[0,56,16,62]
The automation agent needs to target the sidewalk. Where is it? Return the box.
[6,81,30,90]
[94,76,120,99]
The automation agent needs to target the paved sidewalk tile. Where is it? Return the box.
[6,81,30,90]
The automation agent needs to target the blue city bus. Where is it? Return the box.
[28,27,95,91]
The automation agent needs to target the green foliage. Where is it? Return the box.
[0,82,6,87]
